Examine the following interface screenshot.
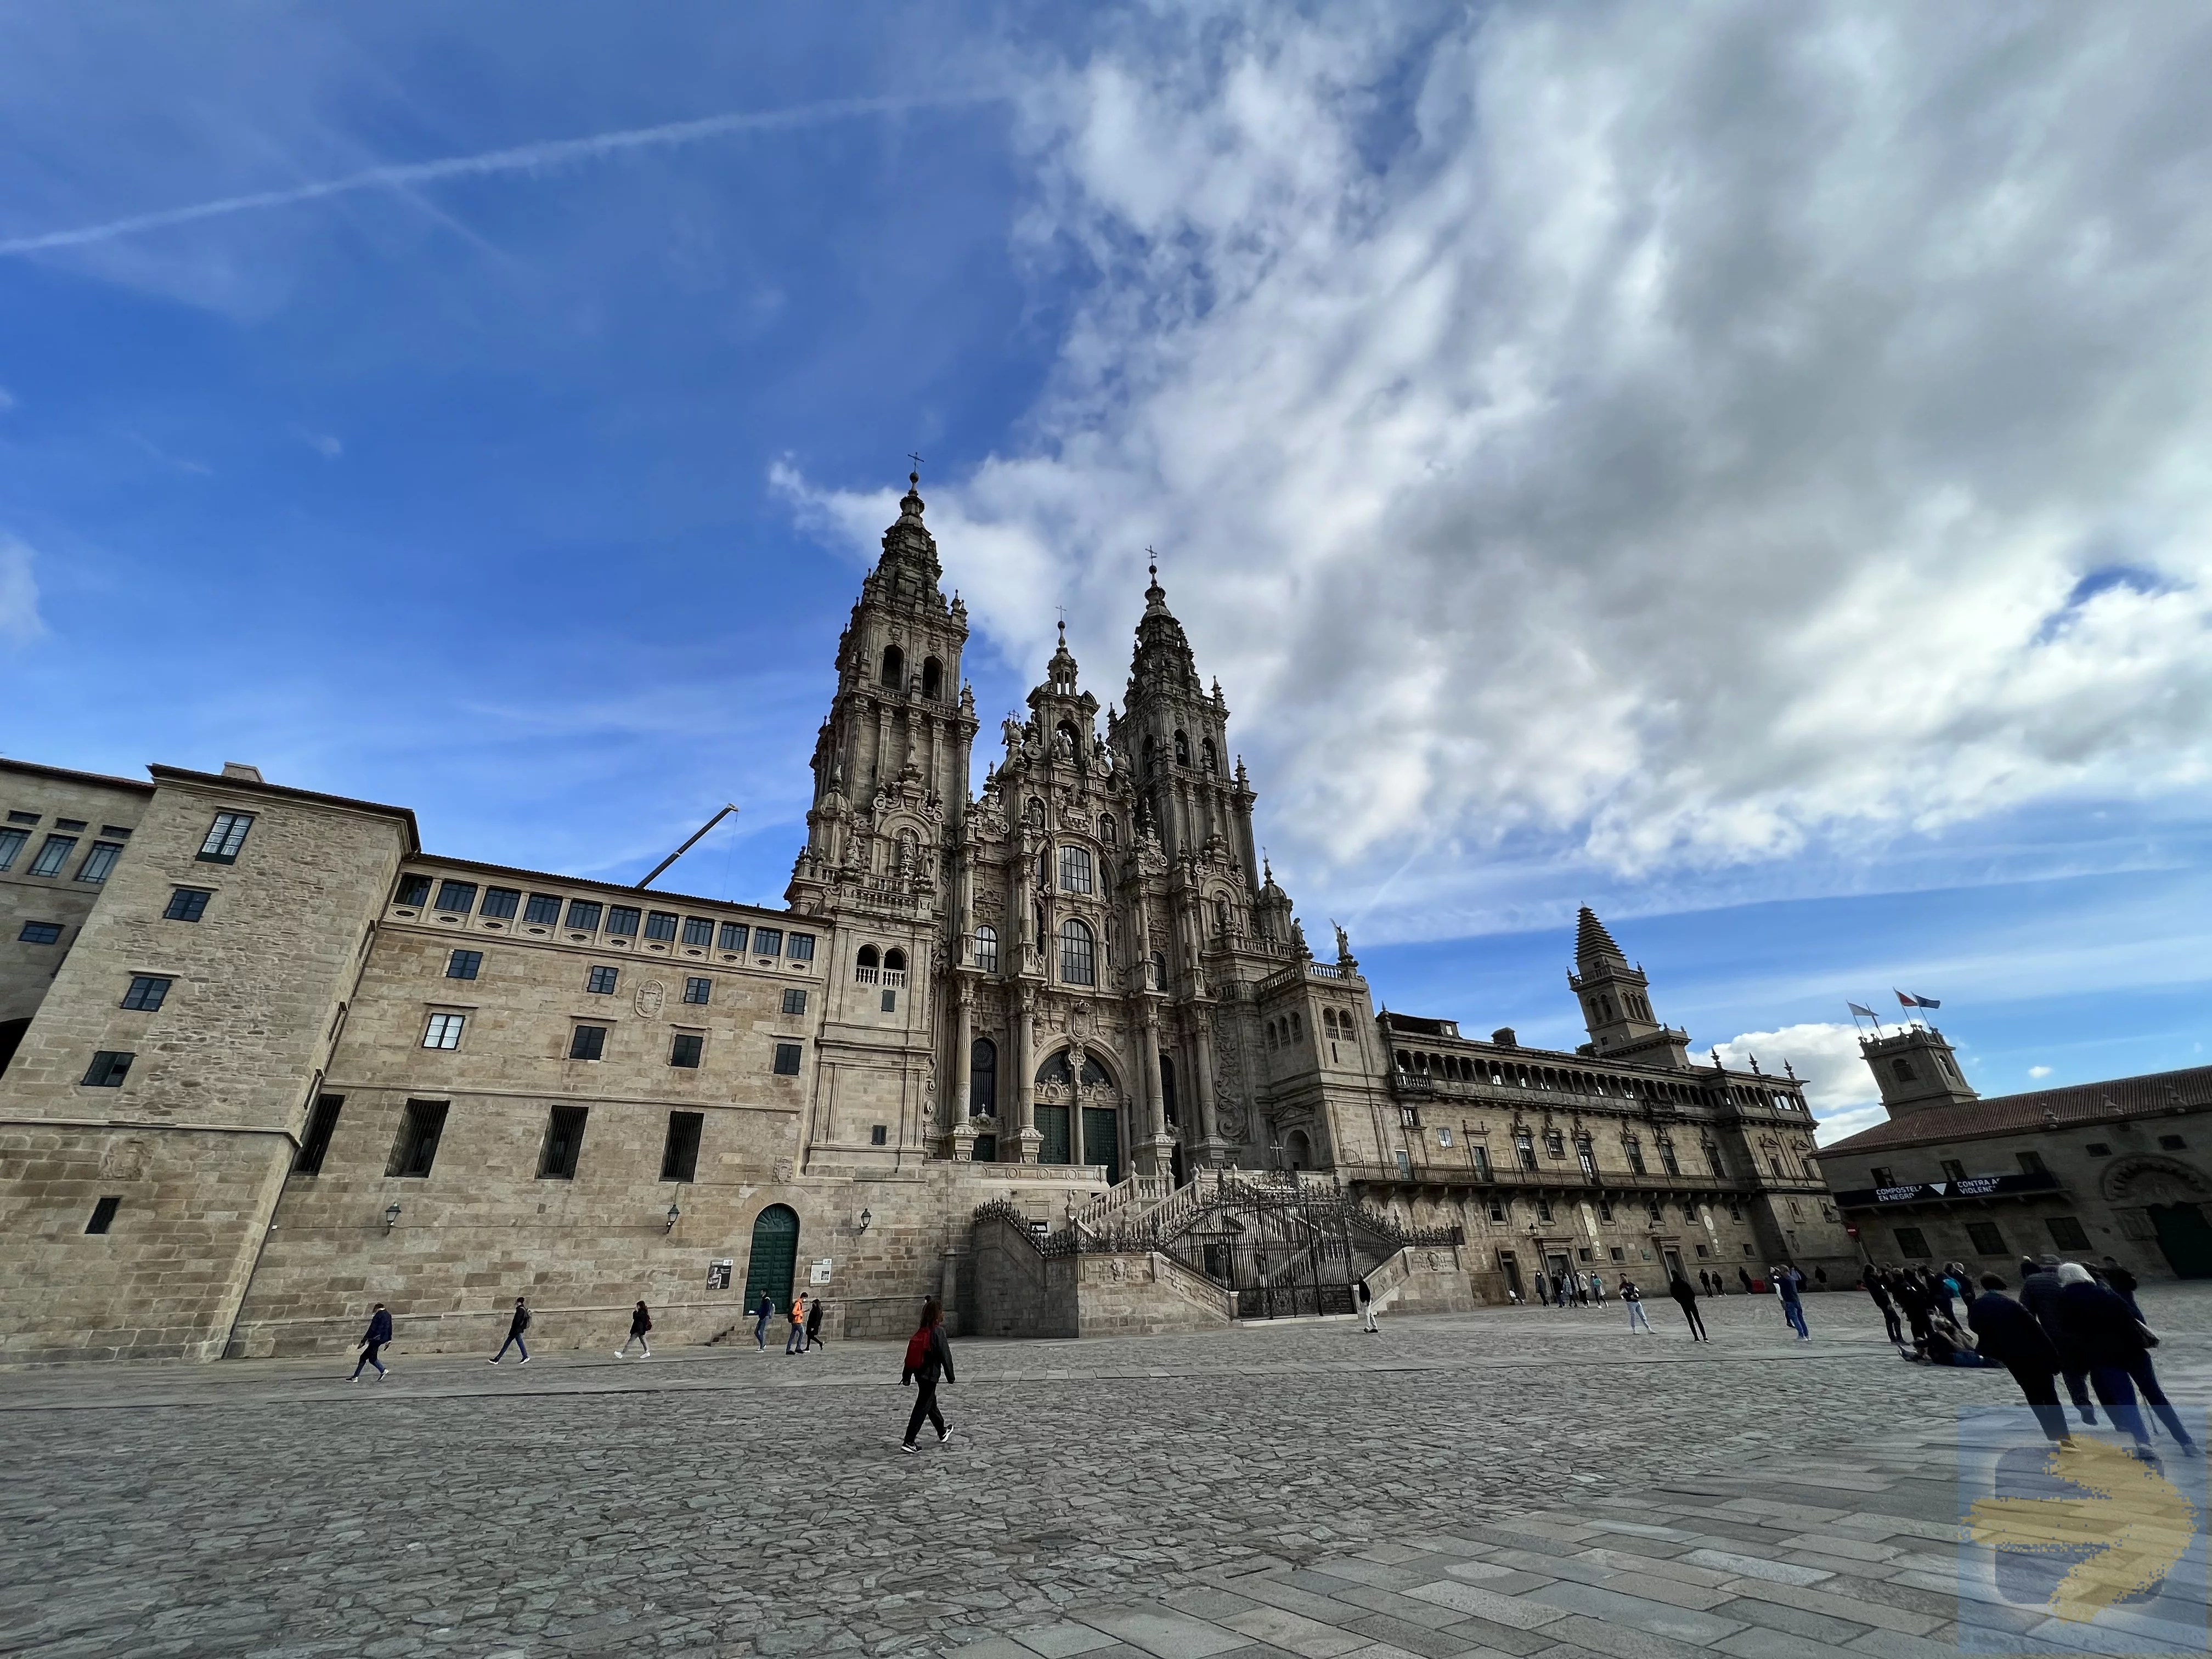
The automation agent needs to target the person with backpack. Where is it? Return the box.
[349,1302,393,1381]
[805,1296,826,1351]
[616,1300,653,1358]
[1622,1277,1651,1334]
[1356,1277,1379,1333]
[899,1298,956,1453]
[785,1291,809,1355]
[489,1297,532,1364]
[751,1290,775,1352]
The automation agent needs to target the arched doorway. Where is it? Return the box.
[742,1205,800,1314]
[1284,1129,1312,1172]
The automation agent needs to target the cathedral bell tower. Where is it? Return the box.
[1860,1025,1979,1118]
[1568,907,1692,1069]
[787,472,978,921]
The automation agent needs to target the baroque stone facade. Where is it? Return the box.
[0,477,1851,1362]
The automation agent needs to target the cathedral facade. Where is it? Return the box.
[0,478,1850,1363]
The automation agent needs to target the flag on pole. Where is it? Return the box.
[1848,1002,1878,1019]
[1894,990,1940,1009]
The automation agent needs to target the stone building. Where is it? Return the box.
[0,475,1850,1363]
[1816,1022,2212,1280]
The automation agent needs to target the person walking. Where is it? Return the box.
[1968,1274,2070,1444]
[1894,1271,1935,1354]
[349,1302,393,1381]
[2099,1256,2146,1321]
[1865,1273,1904,1345]
[1533,1272,1550,1307]
[785,1291,809,1355]
[1356,1277,1379,1333]
[2058,1262,2197,1457]
[2021,1254,2098,1426]
[805,1296,826,1352]
[752,1290,775,1352]
[899,1297,956,1452]
[1669,1272,1708,1341]
[616,1300,653,1358]
[490,1297,532,1364]
[1588,1271,1607,1306]
[1736,1266,1754,1294]
[1776,1265,1809,1340]
[1623,1277,1652,1334]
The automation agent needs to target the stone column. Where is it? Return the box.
[1138,1000,1175,1178]
[1016,985,1041,1164]
[1193,1009,1226,1165]
[951,982,973,1140]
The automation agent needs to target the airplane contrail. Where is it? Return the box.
[0,93,986,258]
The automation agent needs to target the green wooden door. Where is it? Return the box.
[1037,1104,1071,1164]
[1082,1106,1121,1183]
[2151,1204,2212,1279]
[741,1204,800,1314]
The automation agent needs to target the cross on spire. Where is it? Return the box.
[907,451,924,486]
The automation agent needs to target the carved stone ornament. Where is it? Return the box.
[1067,1000,1096,1041]
[100,1136,150,1182]
[635,980,666,1019]
[773,1156,794,1181]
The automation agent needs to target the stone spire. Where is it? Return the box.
[874,469,944,601]
[1575,906,1627,967]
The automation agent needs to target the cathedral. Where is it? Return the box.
[0,476,1849,1363]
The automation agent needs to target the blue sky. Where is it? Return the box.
[3,3,2209,1142]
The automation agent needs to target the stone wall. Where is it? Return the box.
[1367,1243,1481,1316]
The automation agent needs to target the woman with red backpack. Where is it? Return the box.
[899,1298,956,1453]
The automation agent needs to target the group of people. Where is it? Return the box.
[1523,1261,1815,1344]
[1872,1253,2195,1458]
[347,1290,834,1378]
[750,1290,826,1355]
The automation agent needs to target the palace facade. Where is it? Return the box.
[0,477,1850,1362]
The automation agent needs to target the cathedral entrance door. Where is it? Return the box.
[1081,1105,1121,1183]
[741,1205,800,1316]
[1036,1104,1071,1165]
[2151,1203,2212,1278]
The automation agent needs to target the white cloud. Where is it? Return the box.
[798,2,2212,936]
[1713,1020,1880,1144]
[2028,1064,2053,1079]
[0,533,45,645]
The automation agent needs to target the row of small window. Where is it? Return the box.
[304,1095,716,1184]
[1265,1008,1359,1051]
[0,829,126,883]
[441,952,806,1020]
[1466,1188,1744,1227]
[1891,1216,2091,1260]
[397,875,812,959]
[420,1009,804,1073]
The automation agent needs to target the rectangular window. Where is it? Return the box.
[386,1099,449,1177]
[1940,1159,1966,1182]
[479,887,521,920]
[670,1032,704,1069]
[682,977,711,1005]
[2017,1150,2047,1175]
[2046,1216,2092,1251]
[55,817,86,831]
[871,1124,889,1146]
[76,842,123,883]
[681,916,715,947]
[718,922,749,952]
[586,966,620,995]
[1966,1221,2007,1255]
[1059,845,1094,894]
[566,899,604,932]
[644,910,679,942]
[445,950,483,981]
[782,988,808,1016]
[1515,1132,1537,1171]
[2086,1143,2112,1158]
[165,887,212,922]
[197,812,255,864]
[30,834,77,876]
[539,1104,588,1180]
[395,874,431,906]
[86,1195,122,1235]
[1536,1197,1553,1222]
[18,921,62,945]
[787,932,815,962]
[1893,1226,1932,1259]
[773,1041,803,1075]
[524,893,563,925]
[1659,1142,1681,1176]
[297,1094,343,1175]
[1471,1144,1492,1180]
[1544,1129,1565,1157]
[121,975,172,1011]
[433,879,478,915]
[882,989,898,1012]
[82,1050,134,1088]
[0,827,25,870]
[1870,1166,1894,1188]
[754,927,783,957]
[3,809,36,822]
[606,905,641,937]
[661,1111,704,1181]
[422,1012,466,1049]
[569,1024,608,1061]
[2160,1134,2188,1152]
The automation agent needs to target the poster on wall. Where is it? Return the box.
[707,1260,732,1290]
[810,1258,833,1284]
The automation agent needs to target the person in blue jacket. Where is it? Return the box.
[1774,1264,1810,1341]
[350,1303,393,1381]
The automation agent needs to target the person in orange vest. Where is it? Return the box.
[785,1290,809,1355]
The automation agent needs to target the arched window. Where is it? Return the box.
[1148,951,1167,990]
[881,645,905,689]
[1173,729,1190,765]
[741,1204,800,1312]
[969,1037,997,1115]
[1290,1011,1302,1040]
[1036,846,1051,888]
[1037,1051,1075,1087]
[1266,1023,1279,1051]
[1058,845,1094,894]
[921,656,943,699]
[1080,1054,1110,1088]
[1099,813,1116,845]
[973,924,999,974]
[1201,738,1217,773]
[883,947,907,980]
[855,944,880,984]
[1059,918,1096,985]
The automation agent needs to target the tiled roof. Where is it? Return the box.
[1822,1065,2212,1156]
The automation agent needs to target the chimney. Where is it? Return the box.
[221,763,265,782]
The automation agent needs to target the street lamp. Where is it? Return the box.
[383,1202,400,1233]
[857,1207,872,1233]
[664,1203,681,1234]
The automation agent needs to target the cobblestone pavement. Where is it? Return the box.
[6,1285,2212,1657]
